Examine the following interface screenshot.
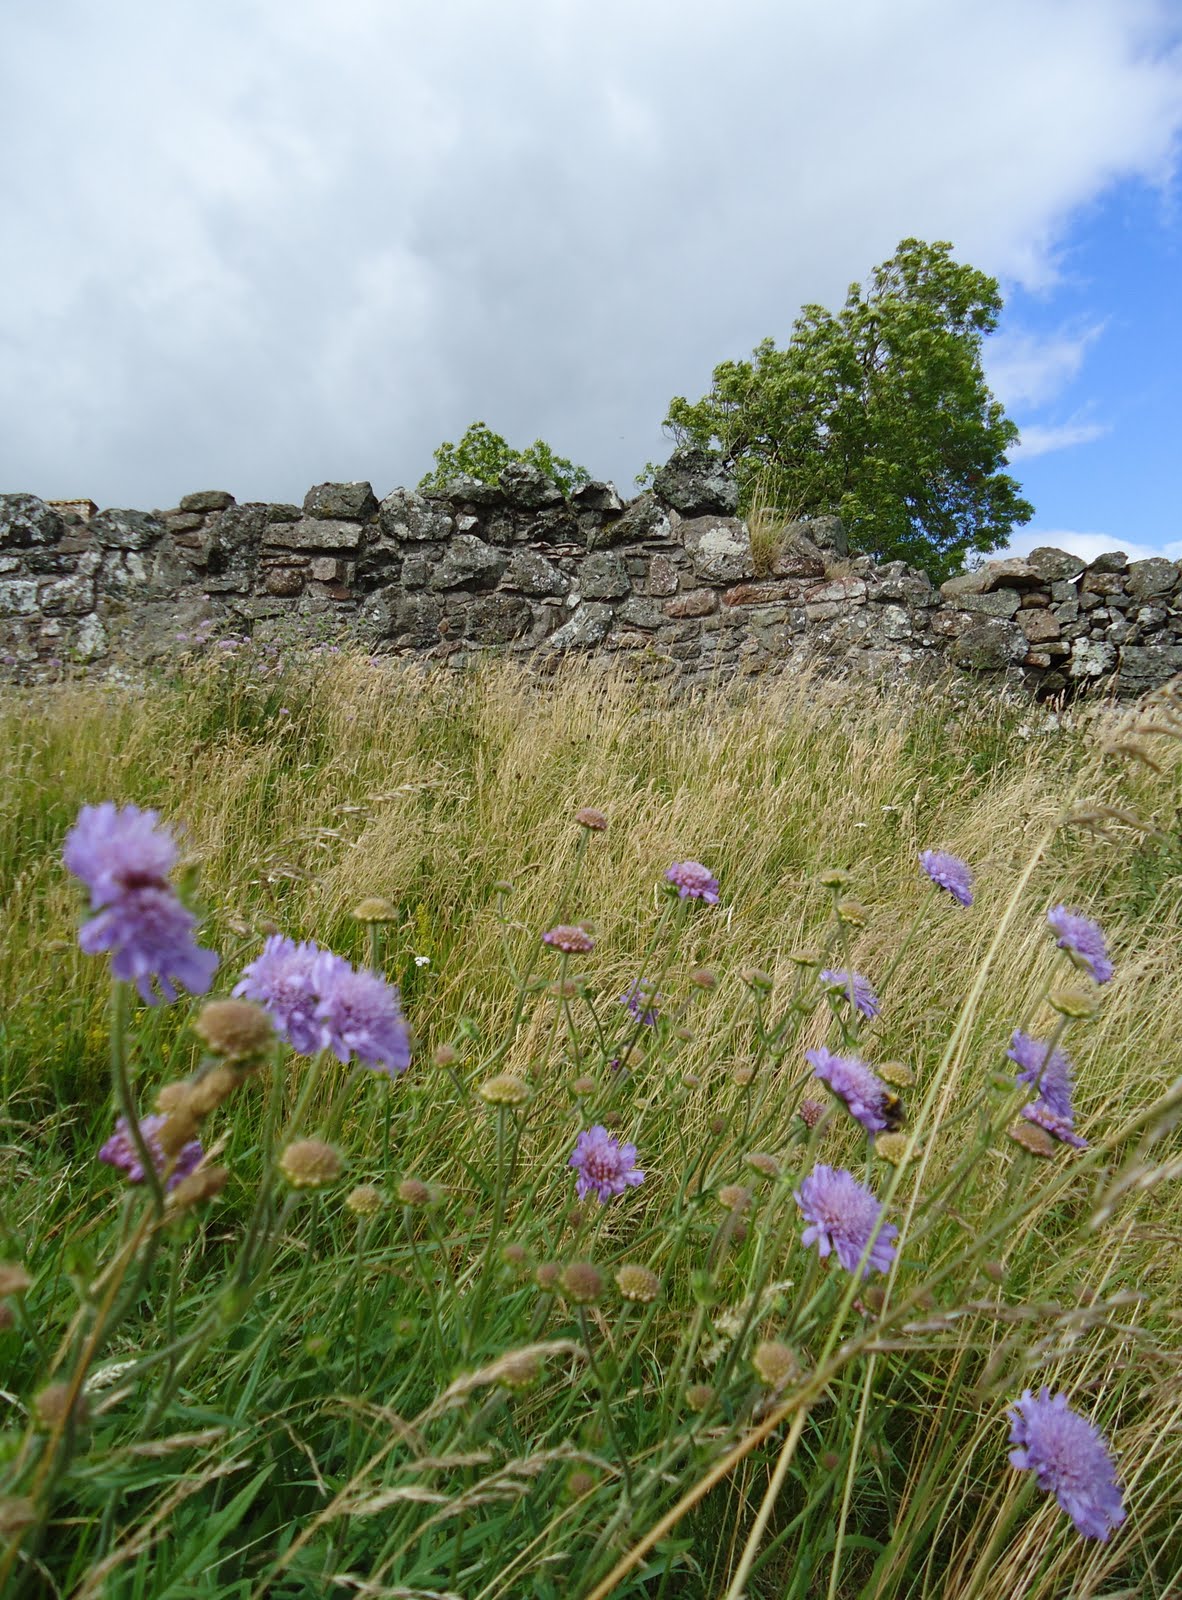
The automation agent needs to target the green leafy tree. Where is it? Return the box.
[419,419,590,498]
[664,239,1034,580]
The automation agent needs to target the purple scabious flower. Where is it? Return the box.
[234,935,329,1056]
[1007,1030,1075,1121]
[1007,1388,1126,1540]
[619,980,661,1026]
[569,1125,645,1203]
[665,861,719,904]
[806,1047,893,1134]
[99,1114,203,1193]
[794,1163,897,1278]
[1047,906,1114,985]
[1021,1099,1088,1150]
[63,802,179,908]
[312,955,411,1076]
[919,850,974,907]
[818,968,880,1020]
[79,886,219,1005]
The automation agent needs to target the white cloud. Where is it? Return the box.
[1010,419,1110,459]
[986,324,1107,411]
[0,0,1180,507]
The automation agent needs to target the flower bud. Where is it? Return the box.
[478,1074,529,1106]
[352,896,397,923]
[169,1165,229,1208]
[560,1262,604,1304]
[752,1339,799,1389]
[575,807,608,832]
[615,1265,660,1303]
[279,1139,343,1189]
[193,999,274,1061]
[346,1184,385,1217]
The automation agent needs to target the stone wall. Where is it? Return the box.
[3,448,1181,699]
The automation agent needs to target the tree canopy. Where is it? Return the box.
[663,239,1033,580]
[419,420,590,497]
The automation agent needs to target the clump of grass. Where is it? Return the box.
[0,650,1180,1598]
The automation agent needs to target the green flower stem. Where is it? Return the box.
[109,979,165,1217]
[577,1305,634,1505]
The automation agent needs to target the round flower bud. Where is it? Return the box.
[615,1264,660,1303]
[346,1184,385,1217]
[501,1242,528,1269]
[279,1139,343,1189]
[352,896,397,924]
[560,1262,604,1304]
[685,1383,715,1413]
[787,949,823,968]
[744,1151,781,1181]
[878,1060,915,1088]
[541,924,595,955]
[733,1066,755,1087]
[571,1075,597,1096]
[682,1071,703,1089]
[432,1044,459,1068]
[739,967,773,992]
[797,1097,826,1129]
[0,1263,32,1297]
[193,999,275,1061]
[874,1133,912,1166]
[818,867,851,889]
[575,807,608,832]
[566,1469,596,1500]
[168,1165,229,1208]
[34,1382,88,1431]
[185,1065,244,1117]
[534,1261,562,1291]
[690,967,718,990]
[492,880,515,894]
[478,1074,529,1106]
[836,899,868,928]
[1049,987,1100,1019]
[752,1340,800,1389]
[397,1178,432,1208]
[1007,1120,1057,1158]
[708,1114,727,1137]
[717,1184,752,1213]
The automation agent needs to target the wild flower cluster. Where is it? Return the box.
[4,762,1167,1600]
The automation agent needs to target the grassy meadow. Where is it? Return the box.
[1,646,1181,1598]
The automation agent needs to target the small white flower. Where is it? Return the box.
[414,955,430,968]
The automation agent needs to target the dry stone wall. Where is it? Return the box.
[3,448,1181,699]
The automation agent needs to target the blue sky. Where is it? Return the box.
[1,0,1179,568]
[996,177,1181,563]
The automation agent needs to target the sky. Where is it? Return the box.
[1,0,1180,567]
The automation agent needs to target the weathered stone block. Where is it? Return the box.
[571,481,625,514]
[543,602,614,650]
[578,551,630,599]
[646,553,679,596]
[466,592,534,642]
[40,575,95,614]
[379,490,453,543]
[616,596,664,629]
[180,490,235,513]
[723,579,802,606]
[1069,638,1117,679]
[652,445,739,516]
[428,534,506,590]
[1089,551,1128,574]
[266,518,363,553]
[162,511,205,533]
[1126,558,1179,600]
[1027,546,1085,583]
[1116,645,1182,695]
[1017,608,1060,643]
[950,620,1026,670]
[303,482,378,521]
[0,578,40,614]
[498,462,564,509]
[91,508,164,551]
[1081,571,1126,595]
[680,516,753,584]
[664,588,717,619]
[958,589,1021,619]
[265,567,305,597]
